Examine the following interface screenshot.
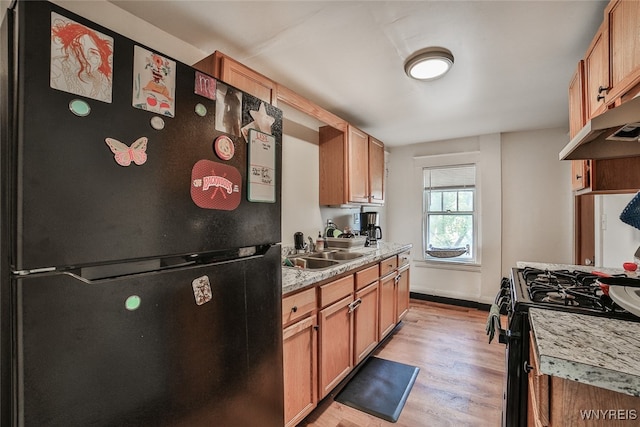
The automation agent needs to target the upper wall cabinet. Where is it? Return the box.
[368,137,385,205]
[193,51,277,105]
[607,0,640,103]
[319,125,385,206]
[567,0,640,194]
[584,22,609,119]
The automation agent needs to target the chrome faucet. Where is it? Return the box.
[307,236,315,253]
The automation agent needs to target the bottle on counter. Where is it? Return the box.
[316,232,325,251]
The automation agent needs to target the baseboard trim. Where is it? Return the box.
[410,292,491,312]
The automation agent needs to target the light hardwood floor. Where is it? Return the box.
[298,299,505,427]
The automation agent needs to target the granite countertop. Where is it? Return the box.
[282,241,412,295]
[529,307,640,396]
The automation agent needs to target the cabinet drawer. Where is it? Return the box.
[319,275,354,308]
[380,256,398,277]
[398,251,411,268]
[355,265,379,290]
[282,287,316,326]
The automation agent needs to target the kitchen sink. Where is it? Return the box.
[306,250,365,261]
[285,250,365,270]
[293,257,340,269]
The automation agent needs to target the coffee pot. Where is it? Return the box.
[366,224,382,244]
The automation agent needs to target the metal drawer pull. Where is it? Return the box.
[348,298,362,313]
[291,306,298,313]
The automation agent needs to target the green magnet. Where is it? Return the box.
[125,295,141,311]
[69,99,91,117]
[195,103,207,117]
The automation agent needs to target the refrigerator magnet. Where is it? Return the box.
[69,99,91,117]
[105,137,148,166]
[50,12,114,103]
[214,135,235,160]
[150,116,165,130]
[249,102,276,134]
[192,275,212,306]
[247,129,276,203]
[195,103,207,117]
[190,159,241,210]
[214,82,242,137]
[132,46,176,117]
[194,71,216,100]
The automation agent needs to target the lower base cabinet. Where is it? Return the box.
[318,276,355,399]
[396,264,410,322]
[283,251,412,425]
[353,281,379,365]
[528,333,640,427]
[283,315,317,427]
[378,271,397,339]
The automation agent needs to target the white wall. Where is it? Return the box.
[595,193,640,268]
[501,128,573,273]
[386,134,502,304]
[386,128,573,304]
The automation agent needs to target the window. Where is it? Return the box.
[423,165,476,263]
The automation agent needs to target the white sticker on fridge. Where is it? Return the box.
[192,275,212,306]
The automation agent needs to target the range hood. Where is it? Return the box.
[560,95,640,160]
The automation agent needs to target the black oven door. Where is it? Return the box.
[502,310,529,427]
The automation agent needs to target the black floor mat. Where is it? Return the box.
[335,356,420,422]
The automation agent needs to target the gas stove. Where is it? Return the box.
[511,267,639,321]
[494,266,639,427]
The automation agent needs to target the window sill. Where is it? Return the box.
[415,259,482,272]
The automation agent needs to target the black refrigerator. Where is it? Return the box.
[0,1,284,425]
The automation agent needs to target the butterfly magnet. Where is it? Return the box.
[105,137,148,166]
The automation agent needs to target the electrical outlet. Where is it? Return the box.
[353,213,359,225]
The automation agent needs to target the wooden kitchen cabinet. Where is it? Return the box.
[583,21,609,120]
[396,264,410,322]
[193,51,277,105]
[605,0,640,103]
[353,265,380,365]
[282,288,318,427]
[378,268,398,339]
[283,315,317,427]
[346,126,370,204]
[568,61,590,192]
[319,125,385,206]
[528,333,640,426]
[368,136,385,205]
[318,275,354,399]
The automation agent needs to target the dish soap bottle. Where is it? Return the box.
[316,232,325,251]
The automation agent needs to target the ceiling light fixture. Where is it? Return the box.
[404,47,454,81]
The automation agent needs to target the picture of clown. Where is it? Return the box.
[132,45,176,117]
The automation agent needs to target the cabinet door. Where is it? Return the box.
[568,61,586,140]
[353,281,379,365]
[608,0,640,101]
[193,51,277,105]
[571,160,590,191]
[574,194,595,266]
[219,55,276,105]
[379,272,397,339]
[283,315,317,427]
[347,126,370,203]
[318,294,354,398]
[396,266,410,322]
[368,137,385,205]
[584,22,609,119]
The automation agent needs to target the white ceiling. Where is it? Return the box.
[108,0,607,147]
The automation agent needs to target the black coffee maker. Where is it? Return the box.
[360,212,382,244]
